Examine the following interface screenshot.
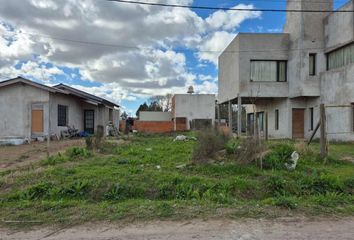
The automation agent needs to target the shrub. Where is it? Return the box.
[344,177,354,194]
[225,139,240,155]
[20,181,55,200]
[274,196,298,209]
[300,174,343,195]
[192,129,230,164]
[60,180,90,198]
[42,153,66,166]
[263,143,295,169]
[85,137,93,150]
[266,176,288,196]
[66,147,91,158]
[234,137,266,165]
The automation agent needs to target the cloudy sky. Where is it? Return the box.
[0,0,347,115]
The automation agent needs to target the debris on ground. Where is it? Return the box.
[117,159,129,165]
[156,165,161,170]
[176,163,187,169]
[173,135,197,142]
[145,148,152,151]
[285,151,299,170]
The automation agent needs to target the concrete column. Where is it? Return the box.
[228,100,232,132]
[237,94,242,137]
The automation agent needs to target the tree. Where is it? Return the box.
[136,102,149,118]
[148,94,173,112]
[120,111,128,120]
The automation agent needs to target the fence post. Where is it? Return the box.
[320,104,328,158]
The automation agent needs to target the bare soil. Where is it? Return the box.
[1,217,354,240]
[0,139,85,169]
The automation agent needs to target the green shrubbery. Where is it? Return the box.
[263,143,295,169]
[192,129,230,164]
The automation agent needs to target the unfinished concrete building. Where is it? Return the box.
[219,0,354,141]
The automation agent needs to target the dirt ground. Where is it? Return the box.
[1,217,354,240]
[0,139,85,169]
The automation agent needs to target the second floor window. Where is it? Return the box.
[309,53,316,76]
[328,42,354,70]
[250,60,287,82]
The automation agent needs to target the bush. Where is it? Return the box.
[234,137,266,165]
[225,139,240,155]
[192,129,230,164]
[263,143,295,169]
[85,137,93,150]
[42,153,67,166]
[300,174,343,195]
[274,196,298,209]
[66,147,91,158]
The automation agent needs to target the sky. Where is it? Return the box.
[0,0,348,116]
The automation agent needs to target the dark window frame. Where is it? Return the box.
[250,60,287,82]
[309,107,314,131]
[352,103,354,132]
[309,53,316,76]
[58,105,68,127]
[275,109,279,130]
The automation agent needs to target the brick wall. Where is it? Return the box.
[134,120,188,133]
[134,121,174,133]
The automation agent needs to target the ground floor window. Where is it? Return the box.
[275,109,279,130]
[58,105,68,126]
[256,112,264,131]
[352,103,354,131]
[309,107,314,131]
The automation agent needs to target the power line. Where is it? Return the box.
[11,30,328,54]
[107,0,354,12]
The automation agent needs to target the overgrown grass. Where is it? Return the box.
[0,134,353,227]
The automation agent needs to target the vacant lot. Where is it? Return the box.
[0,139,85,169]
[0,133,353,227]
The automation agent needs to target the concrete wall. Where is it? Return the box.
[0,83,50,139]
[218,36,240,104]
[218,34,289,103]
[139,111,172,121]
[50,93,85,137]
[320,63,354,141]
[324,0,354,51]
[173,94,215,130]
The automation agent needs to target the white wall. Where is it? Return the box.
[139,111,172,121]
[173,94,215,129]
[0,83,50,139]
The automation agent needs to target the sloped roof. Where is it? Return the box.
[0,76,66,94]
[53,83,119,108]
[0,77,119,108]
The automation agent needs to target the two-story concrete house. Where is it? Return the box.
[219,0,354,141]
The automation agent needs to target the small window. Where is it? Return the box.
[309,107,314,130]
[309,53,316,76]
[58,105,68,126]
[109,109,113,122]
[352,104,354,131]
[277,61,287,82]
[275,109,279,130]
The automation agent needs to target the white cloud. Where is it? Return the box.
[0,0,262,105]
[197,31,236,65]
[206,4,261,31]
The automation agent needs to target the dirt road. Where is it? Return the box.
[1,217,354,240]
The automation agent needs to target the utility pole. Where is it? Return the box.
[320,104,328,158]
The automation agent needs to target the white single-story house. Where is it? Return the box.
[0,77,120,143]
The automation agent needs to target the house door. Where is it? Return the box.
[84,110,95,134]
[31,109,44,134]
[292,109,305,139]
